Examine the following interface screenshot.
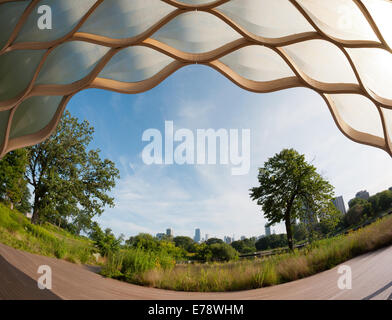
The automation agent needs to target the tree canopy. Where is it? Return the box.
[250,149,338,250]
[0,149,30,212]
[25,111,120,231]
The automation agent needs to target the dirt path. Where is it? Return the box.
[1,242,392,300]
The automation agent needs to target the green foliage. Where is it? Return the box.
[101,248,176,283]
[231,238,256,254]
[0,202,95,264]
[89,222,123,256]
[205,237,224,245]
[209,243,239,261]
[194,243,213,261]
[250,148,336,250]
[25,110,120,231]
[0,149,30,212]
[173,236,195,251]
[134,215,392,292]
[125,233,186,260]
[255,234,287,251]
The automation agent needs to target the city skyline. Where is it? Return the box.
[66,66,392,240]
[123,187,387,240]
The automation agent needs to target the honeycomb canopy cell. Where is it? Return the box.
[79,0,176,39]
[216,0,315,39]
[15,0,97,44]
[283,40,358,84]
[0,110,10,150]
[176,0,218,5]
[347,47,392,100]
[9,96,62,140]
[36,41,110,85]
[151,11,242,53]
[296,0,379,42]
[0,49,46,102]
[0,1,30,49]
[0,0,392,158]
[328,93,384,138]
[362,0,392,48]
[219,45,295,82]
[99,46,175,83]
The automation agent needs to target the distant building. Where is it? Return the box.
[300,205,318,226]
[205,234,209,241]
[356,190,370,200]
[166,228,173,237]
[156,233,165,240]
[224,236,232,244]
[240,236,246,241]
[194,228,201,243]
[265,224,271,237]
[332,196,347,215]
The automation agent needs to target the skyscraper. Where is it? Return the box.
[265,224,271,237]
[224,236,232,244]
[194,228,201,243]
[166,228,173,237]
[355,190,370,200]
[332,196,347,215]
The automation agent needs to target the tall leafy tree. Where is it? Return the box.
[250,149,337,250]
[25,111,120,228]
[0,149,30,212]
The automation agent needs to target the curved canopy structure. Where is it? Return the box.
[1,0,392,158]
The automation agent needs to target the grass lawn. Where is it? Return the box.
[0,202,97,265]
[104,214,392,292]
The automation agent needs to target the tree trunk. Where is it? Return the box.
[31,192,40,224]
[285,193,296,251]
[285,217,294,251]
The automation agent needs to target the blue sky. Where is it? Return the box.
[66,64,392,240]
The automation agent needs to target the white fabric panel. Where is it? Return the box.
[36,41,110,85]
[99,46,174,82]
[297,0,378,41]
[10,96,62,139]
[0,2,29,48]
[347,48,392,100]
[283,40,358,84]
[219,45,295,81]
[15,0,96,43]
[0,110,10,148]
[80,0,175,39]
[363,0,392,48]
[330,94,384,138]
[0,49,46,101]
[151,11,242,53]
[217,0,314,38]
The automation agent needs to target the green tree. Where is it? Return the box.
[250,149,336,250]
[25,111,120,227]
[205,237,224,245]
[173,236,194,251]
[255,234,287,251]
[293,223,307,242]
[344,201,372,227]
[89,222,123,256]
[194,243,213,262]
[209,243,239,261]
[0,149,30,212]
[377,190,392,212]
[231,238,256,254]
